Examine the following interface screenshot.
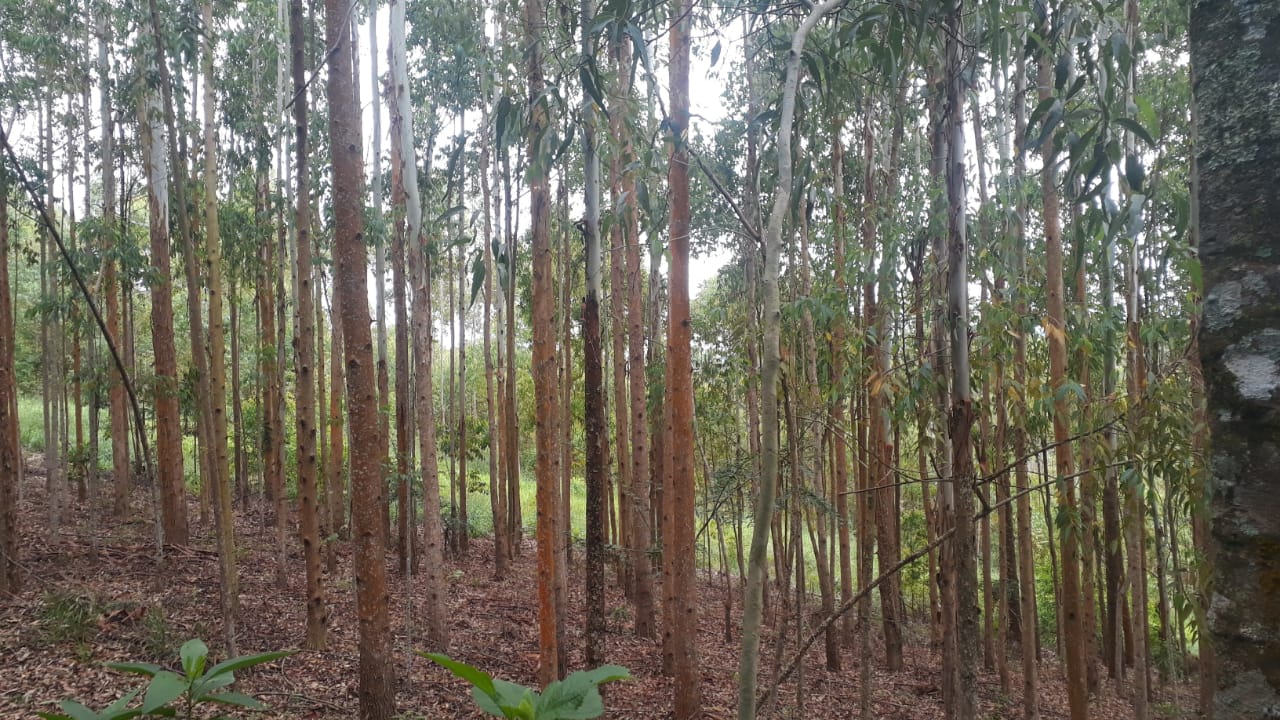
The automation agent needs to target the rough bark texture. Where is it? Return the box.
[1037,33,1087,720]
[145,0,213,558]
[202,1,240,656]
[523,0,562,684]
[388,0,447,650]
[944,6,978,716]
[290,0,328,649]
[325,0,395,713]
[607,37,632,600]
[100,19,129,521]
[140,86,186,546]
[1012,39,1040,720]
[581,0,607,669]
[0,162,19,594]
[622,71,656,640]
[664,0,699,713]
[1191,2,1280,717]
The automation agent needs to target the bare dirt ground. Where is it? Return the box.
[0,457,1196,719]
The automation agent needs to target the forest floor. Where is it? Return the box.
[1,457,1198,719]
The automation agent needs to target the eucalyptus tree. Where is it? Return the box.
[137,31,187,546]
[524,0,564,683]
[98,0,129,521]
[1191,1,1280,717]
[942,1,978,717]
[736,2,844,717]
[145,0,218,569]
[0,153,17,594]
[287,0,328,649]
[663,0,700,712]
[603,22,656,638]
[325,0,395,714]
[197,0,241,657]
[389,0,448,648]
[406,0,485,560]
[579,0,608,669]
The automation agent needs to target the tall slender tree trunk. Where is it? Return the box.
[202,1,239,656]
[664,0,699,712]
[368,0,391,543]
[581,0,606,667]
[146,0,213,550]
[607,37,632,600]
[944,5,978,716]
[100,19,129,520]
[1184,68,1215,719]
[1036,26,1088,720]
[481,76,505,576]
[523,0,562,685]
[618,38,655,638]
[390,73,416,576]
[140,81,187,545]
[1011,38,1040,720]
[230,285,246,509]
[388,0,447,649]
[0,160,19,594]
[325,0,395,713]
[289,0,328,649]
[736,5,842,717]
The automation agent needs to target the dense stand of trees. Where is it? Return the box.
[1,0,1274,717]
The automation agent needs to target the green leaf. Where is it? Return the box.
[102,688,142,716]
[204,691,266,710]
[623,22,651,77]
[534,683,603,719]
[191,669,236,700]
[141,672,187,714]
[469,686,507,717]
[55,701,99,720]
[709,39,721,68]
[468,253,486,310]
[570,664,630,686]
[1114,117,1156,147]
[204,650,295,679]
[494,95,514,148]
[419,652,497,698]
[579,63,608,117]
[492,678,535,712]
[180,639,208,681]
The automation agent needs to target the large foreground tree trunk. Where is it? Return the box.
[523,0,562,685]
[325,0,394,714]
[1191,3,1280,717]
[664,0,699,713]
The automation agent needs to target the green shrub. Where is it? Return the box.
[38,638,294,720]
[421,653,629,720]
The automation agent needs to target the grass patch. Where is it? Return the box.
[16,395,45,451]
[37,590,101,646]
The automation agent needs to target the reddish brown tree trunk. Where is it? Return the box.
[665,0,700,712]
[325,0,394,713]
